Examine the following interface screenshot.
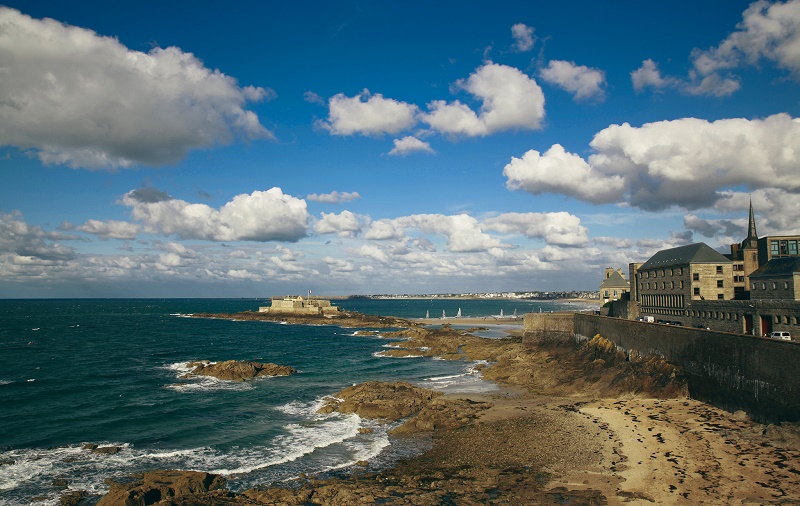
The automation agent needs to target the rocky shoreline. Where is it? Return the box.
[80,311,800,505]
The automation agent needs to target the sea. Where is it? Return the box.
[0,298,594,505]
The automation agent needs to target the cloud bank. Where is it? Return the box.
[505,113,800,210]
[0,7,273,170]
[123,187,310,241]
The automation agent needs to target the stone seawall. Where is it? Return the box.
[522,313,575,345]
[569,314,800,423]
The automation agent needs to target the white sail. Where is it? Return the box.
[500,309,504,317]
[426,310,430,319]
[442,310,446,319]
[457,308,461,318]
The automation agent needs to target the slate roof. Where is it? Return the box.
[749,257,800,279]
[640,243,731,270]
[600,270,629,289]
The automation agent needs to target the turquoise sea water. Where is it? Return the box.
[0,298,593,505]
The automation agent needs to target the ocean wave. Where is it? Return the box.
[371,351,423,359]
[421,360,496,393]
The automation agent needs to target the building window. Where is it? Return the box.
[772,282,777,290]
[679,281,684,288]
[784,282,789,290]
[751,282,757,290]
[771,241,780,256]
[694,287,700,295]
[717,280,724,288]
[670,281,674,289]
[781,240,789,255]
[716,265,723,274]
[669,269,673,276]
[762,283,767,290]
[790,240,798,255]
[677,267,683,275]
[717,294,724,300]
[693,273,699,281]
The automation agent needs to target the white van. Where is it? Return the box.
[770,331,792,341]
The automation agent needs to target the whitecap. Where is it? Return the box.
[211,413,363,475]
[372,351,423,359]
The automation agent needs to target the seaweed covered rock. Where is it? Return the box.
[182,360,295,382]
[317,381,441,420]
[97,470,226,506]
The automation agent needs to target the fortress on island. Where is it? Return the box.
[259,295,340,316]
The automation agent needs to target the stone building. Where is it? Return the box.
[599,267,629,306]
[633,242,733,321]
[727,201,800,298]
[259,296,340,315]
[621,204,800,336]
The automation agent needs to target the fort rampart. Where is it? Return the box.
[523,312,800,423]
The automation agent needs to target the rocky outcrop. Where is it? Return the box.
[317,381,441,420]
[391,396,492,434]
[183,360,296,382]
[96,470,226,506]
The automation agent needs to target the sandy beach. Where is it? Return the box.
[94,313,800,505]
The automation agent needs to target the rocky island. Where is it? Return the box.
[86,311,800,505]
[181,360,296,382]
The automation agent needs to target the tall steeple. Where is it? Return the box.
[743,199,758,249]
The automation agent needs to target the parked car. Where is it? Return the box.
[770,331,792,341]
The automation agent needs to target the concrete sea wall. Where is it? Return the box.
[524,313,800,423]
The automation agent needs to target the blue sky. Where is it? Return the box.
[1,1,799,297]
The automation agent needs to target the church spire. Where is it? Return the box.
[744,199,758,248]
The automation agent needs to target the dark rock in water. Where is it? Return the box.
[182,360,296,382]
[58,490,88,506]
[52,475,69,488]
[96,470,226,506]
[91,446,121,455]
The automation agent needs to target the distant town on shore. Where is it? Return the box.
[342,291,599,300]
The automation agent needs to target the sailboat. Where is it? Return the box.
[442,309,446,319]
[425,310,430,319]
[500,309,504,318]
[456,308,462,318]
[513,309,518,318]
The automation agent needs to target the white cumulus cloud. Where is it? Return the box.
[692,0,800,77]
[320,89,419,136]
[504,144,625,204]
[511,23,535,52]
[74,219,140,240]
[506,113,800,211]
[123,187,310,242]
[313,211,367,237]
[483,212,589,246]
[0,7,274,170]
[539,60,606,101]
[422,63,545,136]
[388,136,435,156]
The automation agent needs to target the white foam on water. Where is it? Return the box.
[211,412,364,475]
[163,361,253,392]
[372,351,423,359]
[421,360,497,393]
[0,380,11,385]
